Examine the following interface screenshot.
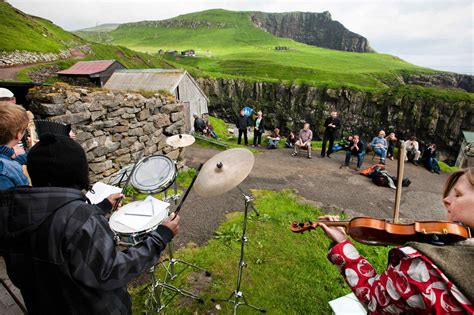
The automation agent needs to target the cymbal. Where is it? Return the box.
[166,134,195,148]
[194,148,254,197]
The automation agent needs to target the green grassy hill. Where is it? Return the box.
[76,9,438,92]
[0,0,84,52]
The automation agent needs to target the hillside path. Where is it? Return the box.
[0,64,34,81]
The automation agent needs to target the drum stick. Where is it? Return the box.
[112,151,144,212]
[172,163,203,220]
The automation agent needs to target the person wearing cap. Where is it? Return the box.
[0,87,16,104]
[0,134,180,314]
[0,103,29,189]
[193,112,206,133]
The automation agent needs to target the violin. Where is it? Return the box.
[290,142,472,246]
[290,218,471,246]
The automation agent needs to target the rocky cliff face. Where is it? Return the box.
[251,11,373,52]
[197,77,473,158]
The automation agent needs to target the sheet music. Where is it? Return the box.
[114,213,153,231]
[329,293,367,314]
[86,182,122,205]
[114,197,170,230]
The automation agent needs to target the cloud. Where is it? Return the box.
[7,0,474,74]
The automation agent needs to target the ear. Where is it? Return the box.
[15,130,23,142]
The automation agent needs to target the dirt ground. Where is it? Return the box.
[173,144,448,247]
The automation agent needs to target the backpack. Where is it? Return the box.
[360,164,385,176]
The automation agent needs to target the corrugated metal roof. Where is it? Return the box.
[462,131,474,143]
[104,69,186,92]
[57,60,118,75]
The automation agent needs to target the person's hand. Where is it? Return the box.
[107,193,124,209]
[12,144,25,158]
[318,215,347,244]
[161,213,180,236]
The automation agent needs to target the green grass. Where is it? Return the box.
[129,189,391,314]
[75,9,447,93]
[0,0,83,52]
[438,161,460,173]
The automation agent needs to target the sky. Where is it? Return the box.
[7,0,474,75]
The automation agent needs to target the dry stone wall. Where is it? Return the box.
[27,84,186,182]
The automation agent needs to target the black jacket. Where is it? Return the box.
[346,140,365,155]
[0,187,173,314]
[236,115,250,130]
[253,117,265,133]
[194,117,206,132]
[323,117,341,136]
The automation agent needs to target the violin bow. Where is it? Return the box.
[393,142,406,224]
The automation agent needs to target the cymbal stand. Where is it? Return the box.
[150,163,209,312]
[212,187,266,314]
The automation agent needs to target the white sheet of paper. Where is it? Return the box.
[124,196,170,216]
[114,213,152,231]
[86,182,122,205]
[329,293,367,315]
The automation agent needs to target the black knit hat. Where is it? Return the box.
[27,134,90,190]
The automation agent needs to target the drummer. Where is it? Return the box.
[0,134,180,314]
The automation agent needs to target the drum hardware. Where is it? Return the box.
[192,148,265,313]
[210,186,266,314]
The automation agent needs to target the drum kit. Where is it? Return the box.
[105,133,265,314]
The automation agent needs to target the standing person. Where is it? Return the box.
[318,168,474,314]
[236,109,250,145]
[405,136,421,165]
[386,132,398,160]
[423,143,441,174]
[292,123,313,159]
[320,111,341,158]
[0,134,180,314]
[370,130,388,164]
[267,128,281,149]
[253,111,265,147]
[0,103,29,189]
[341,135,365,171]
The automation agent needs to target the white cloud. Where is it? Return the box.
[6,0,473,74]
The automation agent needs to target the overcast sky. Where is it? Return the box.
[8,0,473,74]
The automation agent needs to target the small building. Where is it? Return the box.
[56,60,125,87]
[165,50,178,56]
[455,131,474,167]
[181,49,196,57]
[104,69,209,132]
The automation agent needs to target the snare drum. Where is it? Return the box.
[109,198,170,246]
[131,155,177,193]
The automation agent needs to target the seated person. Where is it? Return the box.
[267,128,281,149]
[341,135,365,171]
[0,134,180,314]
[385,132,397,160]
[291,123,313,159]
[423,143,441,174]
[405,135,421,165]
[0,103,30,189]
[370,130,388,164]
[193,113,206,133]
[202,113,218,139]
[285,131,297,148]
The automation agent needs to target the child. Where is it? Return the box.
[0,103,30,189]
[319,168,473,313]
[267,128,281,149]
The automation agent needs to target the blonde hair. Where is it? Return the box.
[0,103,28,144]
[443,168,474,198]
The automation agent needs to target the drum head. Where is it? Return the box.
[131,155,176,193]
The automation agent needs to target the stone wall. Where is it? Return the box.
[0,50,71,67]
[27,84,186,182]
[197,77,473,159]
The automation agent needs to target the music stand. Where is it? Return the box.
[211,186,266,314]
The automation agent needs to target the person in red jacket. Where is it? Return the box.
[319,168,473,314]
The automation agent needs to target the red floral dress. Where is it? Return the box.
[328,240,473,314]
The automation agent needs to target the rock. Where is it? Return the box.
[160,103,184,114]
[153,113,171,127]
[164,120,184,135]
[116,154,131,164]
[166,149,180,160]
[138,109,150,121]
[30,102,66,116]
[128,127,144,136]
[89,160,113,174]
[50,112,91,124]
[171,112,184,122]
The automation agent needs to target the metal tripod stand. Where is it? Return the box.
[212,187,266,314]
[148,163,210,312]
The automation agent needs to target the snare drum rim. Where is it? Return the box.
[131,155,177,194]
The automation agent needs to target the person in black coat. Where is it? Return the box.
[236,109,250,145]
[253,111,265,147]
[320,111,341,158]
